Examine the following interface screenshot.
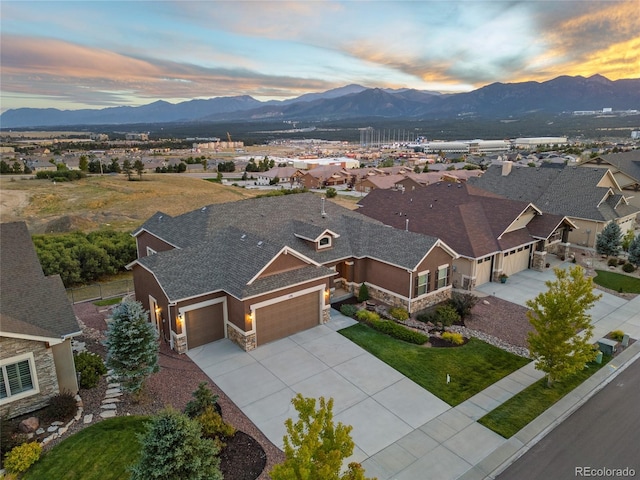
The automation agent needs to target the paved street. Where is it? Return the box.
[497,358,640,480]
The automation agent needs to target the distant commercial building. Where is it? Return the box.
[514,137,568,148]
[468,140,511,153]
[125,133,149,141]
[90,133,109,141]
[422,142,469,154]
[631,131,640,140]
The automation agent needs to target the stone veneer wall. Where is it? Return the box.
[410,288,452,312]
[322,307,331,324]
[0,337,59,419]
[532,251,547,272]
[352,282,452,314]
[227,326,256,352]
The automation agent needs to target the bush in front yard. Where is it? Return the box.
[388,307,409,321]
[339,304,358,318]
[435,305,460,330]
[367,318,428,345]
[610,330,625,342]
[357,283,370,302]
[4,442,42,475]
[441,332,465,345]
[448,292,479,321]
[355,309,380,322]
[184,382,220,419]
[622,262,636,273]
[74,351,107,389]
[195,406,236,449]
[607,257,618,267]
[42,391,77,423]
[416,310,437,324]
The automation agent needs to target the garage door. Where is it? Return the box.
[503,246,530,277]
[186,303,225,349]
[255,291,320,346]
[476,257,492,286]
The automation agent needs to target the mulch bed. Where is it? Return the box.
[23,302,285,480]
[465,296,533,349]
[427,334,469,348]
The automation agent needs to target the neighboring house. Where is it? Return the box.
[128,193,457,353]
[580,150,640,200]
[0,222,81,419]
[357,183,575,289]
[298,166,348,189]
[255,167,303,186]
[469,162,639,248]
[355,174,408,193]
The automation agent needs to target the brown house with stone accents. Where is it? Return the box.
[358,183,576,290]
[128,193,457,353]
[1,222,81,419]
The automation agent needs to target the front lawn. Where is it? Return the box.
[478,354,612,438]
[339,323,530,406]
[24,416,148,480]
[593,269,640,293]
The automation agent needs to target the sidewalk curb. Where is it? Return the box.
[485,342,640,479]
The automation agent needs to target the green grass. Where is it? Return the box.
[24,416,148,480]
[593,269,640,293]
[339,324,530,406]
[478,355,612,438]
[93,297,123,306]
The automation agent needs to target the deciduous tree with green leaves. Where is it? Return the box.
[526,266,601,387]
[595,222,622,256]
[271,394,374,480]
[105,299,159,395]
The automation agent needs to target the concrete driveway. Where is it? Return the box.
[187,310,450,464]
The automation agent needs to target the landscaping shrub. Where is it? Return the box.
[357,283,369,302]
[607,257,618,267]
[416,310,437,324]
[366,317,428,345]
[610,330,625,342]
[74,351,107,389]
[618,258,626,265]
[3,442,42,475]
[448,292,479,320]
[339,304,358,317]
[388,307,409,321]
[622,262,636,273]
[355,309,379,322]
[43,391,77,422]
[435,305,460,329]
[0,416,27,460]
[36,170,86,181]
[441,332,465,345]
[184,382,220,419]
[325,187,337,198]
[195,406,236,449]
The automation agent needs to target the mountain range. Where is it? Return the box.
[1,75,639,128]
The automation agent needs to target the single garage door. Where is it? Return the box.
[255,291,320,346]
[503,246,530,277]
[476,257,492,286]
[186,303,225,349]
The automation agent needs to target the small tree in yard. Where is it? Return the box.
[595,222,622,256]
[105,299,159,395]
[130,407,222,480]
[628,234,640,267]
[271,394,374,480]
[527,266,601,387]
[357,283,369,302]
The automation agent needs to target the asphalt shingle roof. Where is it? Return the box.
[134,194,442,302]
[1,222,81,339]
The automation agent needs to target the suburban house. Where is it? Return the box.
[1,222,81,419]
[255,166,303,186]
[469,162,639,248]
[579,150,640,200]
[128,193,457,353]
[298,166,349,189]
[357,183,576,289]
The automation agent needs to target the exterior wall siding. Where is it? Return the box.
[132,265,171,342]
[136,231,176,258]
[259,253,310,277]
[0,337,59,419]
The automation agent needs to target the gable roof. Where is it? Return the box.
[469,164,639,222]
[357,183,567,259]
[0,222,81,341]
[132,193,454,302]
[592,150,640,184]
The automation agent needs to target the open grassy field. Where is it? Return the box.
[1,174,262,233]
[1,174,360,233]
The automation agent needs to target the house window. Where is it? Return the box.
[437,265,449,289]
[415,271,430,296]
[318,236,332,249]
[146,246,157,256]
[1,354,37,401]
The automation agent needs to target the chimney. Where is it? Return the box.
[502,161,513,176]
[321,197,326,218]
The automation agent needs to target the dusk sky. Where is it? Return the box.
[1,0,639,112]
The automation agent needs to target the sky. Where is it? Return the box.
[1,0,639,112]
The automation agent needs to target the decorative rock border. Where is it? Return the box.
[38,394,84,446]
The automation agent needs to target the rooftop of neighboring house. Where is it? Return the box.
[0,222,81,340]
[469,163,639,222]
[592,150,640,183]
[357,183,570,259]
[133,193,453,302]
[257,166,301,179]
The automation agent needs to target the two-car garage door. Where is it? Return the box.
[255,291,320,346]
[502,246,531,277]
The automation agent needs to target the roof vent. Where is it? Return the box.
[430,204,433,209]
[201,206,207,212]
[257,241,263,247]
[158,215,163,221]
[240,234,247,241]
[321,197,327,218]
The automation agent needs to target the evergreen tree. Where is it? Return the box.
[122,159,133,180]
[527,266,601,387]
[130,407,222,480]
[628,234,640,266]
[595,222,622,256]
[105,299,159,394]
[271,394,373,480]
[133,159,145,179]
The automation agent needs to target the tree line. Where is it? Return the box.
[32,230,137,286]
